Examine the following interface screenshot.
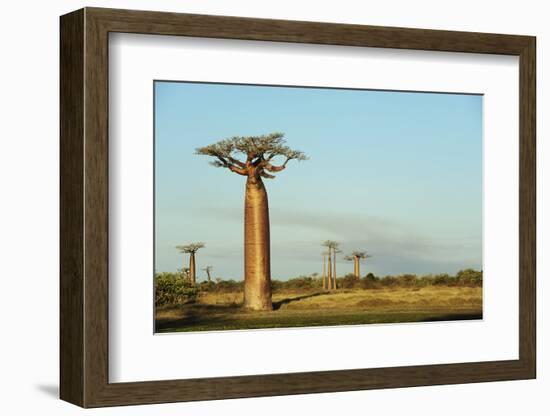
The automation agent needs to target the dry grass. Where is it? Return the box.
[156,286,482,332]
[195,286,483,311]
[275,286,482,311]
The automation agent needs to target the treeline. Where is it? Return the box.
[155,269,482,306]
[339,268,482,289]
[273,269,482,290]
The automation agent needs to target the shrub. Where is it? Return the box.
[155,273,198,306]
[364,272,378,282]
[456,269,483,286]
[198,280,216,291]
[340,273,361,289]
[271,280,284,292]
[379,275,399,287]
[213,279,244,292]
[432,273,453,286]
[277,276,322,291]
[397,274,418,287]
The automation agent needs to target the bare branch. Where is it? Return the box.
[264,157,292,172]
[252,156,264,167]
[207,155,247,174]
[215,156,230,167]
[206,155,248,175]
[227,156,245,168]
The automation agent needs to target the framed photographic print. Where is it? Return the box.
[60,7,536,408]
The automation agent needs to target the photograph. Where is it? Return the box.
[153,80,483,333]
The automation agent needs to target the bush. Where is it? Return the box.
[213,279,244,292]
[271,279,284,292]
[428,273,453,286]
[374,271,483,288]
[155,273,198,306]
[198,280,217,292]
[379,276,399,287]
[358,273,380,289]
[364,272,378,282]
[397,274,418,287]
[456,269,483,286]
[340,273,361,289]
[276,276,323,291]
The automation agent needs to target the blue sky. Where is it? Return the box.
[154,81,482,281]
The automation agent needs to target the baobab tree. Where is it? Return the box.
[202,265,213,283]
[344,251,372,279]
[321,250,331,290]
[332,245,341,289]
[176,243,205,286]
[196,133,307,310]
[322,241,339,290]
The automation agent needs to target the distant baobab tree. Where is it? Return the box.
[196,132,307,310]
[321,250,331,290]
[333,247,341,289]
[345,251,372,279]
[202,265,213,283]
[176,243,205,286]
[322,240,340,290]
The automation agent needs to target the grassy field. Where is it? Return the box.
[155,286,482,333]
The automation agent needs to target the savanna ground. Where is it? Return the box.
[155,284,482,333]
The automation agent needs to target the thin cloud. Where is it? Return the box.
[196,205,481,276]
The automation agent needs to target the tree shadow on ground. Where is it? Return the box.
[155,292,337,331]
[155,303,241,332]
[272,291,329,310]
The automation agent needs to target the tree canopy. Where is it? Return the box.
[195,132,307,179]
[322,240,340,250]
[345,251,371,261]
[176,242,205,254]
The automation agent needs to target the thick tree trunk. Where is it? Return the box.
[189,253,196,285]
[354,257,360,279]
[243,176,272,310]
[206,270,211,282]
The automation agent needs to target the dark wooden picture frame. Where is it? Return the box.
[60,7,536,408]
